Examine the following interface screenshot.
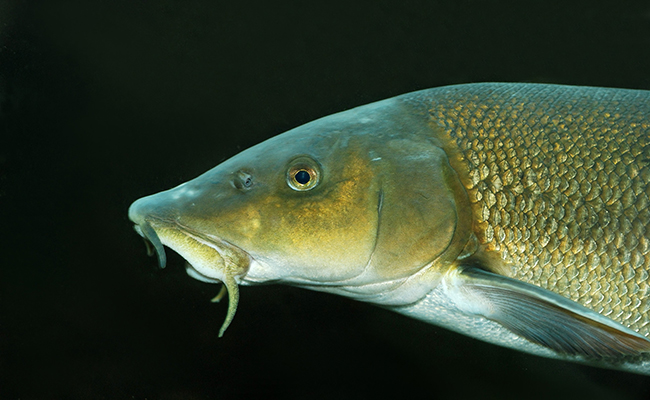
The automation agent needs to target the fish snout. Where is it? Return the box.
[128,187,184,225]
[128,192,181,269]
[129,179,210,223]
[128,194,156,226]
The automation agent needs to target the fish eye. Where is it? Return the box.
[287,157,321,191]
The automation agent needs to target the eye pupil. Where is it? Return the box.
[294,170,311,185]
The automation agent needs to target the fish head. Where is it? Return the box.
[128,97,473,334]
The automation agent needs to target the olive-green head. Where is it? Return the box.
[128,96,472,334]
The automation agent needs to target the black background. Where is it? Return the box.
[2,1,650,399]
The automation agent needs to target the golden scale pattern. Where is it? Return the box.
[425,84,650,336]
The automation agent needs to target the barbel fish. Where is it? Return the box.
[129,83,650,374]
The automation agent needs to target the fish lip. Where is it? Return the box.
[138,215,252,281]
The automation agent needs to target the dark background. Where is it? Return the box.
[2,1,650,399]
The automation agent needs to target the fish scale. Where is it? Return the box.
[420,83,650,336]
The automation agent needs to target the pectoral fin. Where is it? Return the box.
[444,266,650,358]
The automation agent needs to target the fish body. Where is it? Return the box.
[129,83,650,374]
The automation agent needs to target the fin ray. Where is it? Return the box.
[445,266,650,358]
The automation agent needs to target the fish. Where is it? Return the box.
[128,82,650,374]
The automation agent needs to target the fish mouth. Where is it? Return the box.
[132,216,251,337]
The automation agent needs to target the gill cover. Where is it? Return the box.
[341,136,474,305]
